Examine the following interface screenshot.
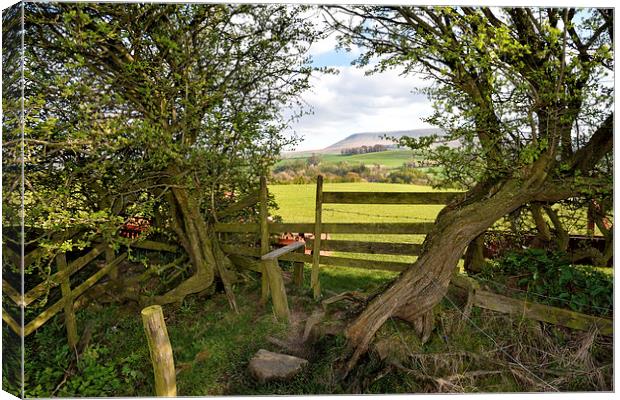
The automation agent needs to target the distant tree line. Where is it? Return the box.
[271,158,436,185]
[340,144,388,155]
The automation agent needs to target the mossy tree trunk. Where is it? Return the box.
[343,158,580,370]
[151,187,224,305]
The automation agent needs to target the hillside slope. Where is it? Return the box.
[324,128,443,152]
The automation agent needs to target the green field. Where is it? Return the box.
[269,182,455,264]
[278,150,418,170]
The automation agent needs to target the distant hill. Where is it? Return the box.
[283,128,450,157]
[324,129,443,152]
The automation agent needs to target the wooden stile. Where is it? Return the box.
[141,305,177,397]
[259,243,303,321]
[56,253,78,351]
[222,245,413,272]
[312,175,324,299]
[261,259,290,322]
[261,241,305,260]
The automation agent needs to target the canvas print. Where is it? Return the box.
[1,1,614,397]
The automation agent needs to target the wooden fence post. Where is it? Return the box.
[141,305,177,397]
[259,176,270,304]
[56,253,78,352]
[263,259,290,321]
[311,175,323,299]
[293,246,305,289]
[106,245,118,280]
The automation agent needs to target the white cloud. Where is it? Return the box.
[287,65,435,151]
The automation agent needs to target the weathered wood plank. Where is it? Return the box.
[23,253,127,336]
[23,243,108,306]
[56,253,78,351]
[131,240,178,253]
[2,279,22,306]
[450,274,612,336]
[473,289,613,335]
[306,239,423,255]
[322,191,460,204]
[23,248,45,267]
[277,252,312,263]
[141,305,177,396]
[261,241,305,261]
[2,308,22,336]
[215,222,434,234]
[312,175,324,299]
[106,246,118,280]
[263,259,290,322]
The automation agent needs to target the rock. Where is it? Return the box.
[248,349,308,383]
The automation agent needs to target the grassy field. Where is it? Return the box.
[278,149,418,170]
[270,182,454,264]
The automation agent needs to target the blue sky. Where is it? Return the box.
[287,26,435,152]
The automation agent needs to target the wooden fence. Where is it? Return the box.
[2,239,177,347]
[217,175,462,299]
[218,175,613,334]
[4,175,611,344]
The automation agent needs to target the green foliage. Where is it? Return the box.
[56,345,122,397]
[479,248,612,317]
[330,6,613,194]
[4,3,327,290]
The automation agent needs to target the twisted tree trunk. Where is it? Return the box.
[151,186,238,307]
[343,158,569,371]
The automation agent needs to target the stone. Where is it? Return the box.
[248,349,308,383]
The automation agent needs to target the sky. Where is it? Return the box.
[287,13,436,152]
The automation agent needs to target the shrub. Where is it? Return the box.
[479,248,612,317]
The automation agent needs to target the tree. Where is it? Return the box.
[326,6,613,370]
[14,3,321,304]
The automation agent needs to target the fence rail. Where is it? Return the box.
[2,238,177,338]
[322,191,459,204]
[214,222,436,235]
[217,178,465,297]
[451,274,613,335]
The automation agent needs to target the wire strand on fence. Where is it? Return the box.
[323,207,435,222]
